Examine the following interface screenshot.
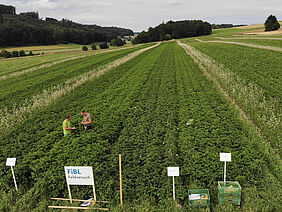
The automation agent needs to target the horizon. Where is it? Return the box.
[1,0,281,32]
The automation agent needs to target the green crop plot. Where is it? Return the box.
[0,42,280,211]
[185,41,281,154]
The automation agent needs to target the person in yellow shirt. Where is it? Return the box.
[81,110,92,130]
[63,114,75,136]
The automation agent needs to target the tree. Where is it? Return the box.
[1,49,12,58]
[19,50,26,56]
[164,34,171,40]
[12,50,19,57]
[91,44,97,50]
[265,15,280,31]
[100,42,109,49]
[82,46,88,51]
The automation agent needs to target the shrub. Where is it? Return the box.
[1,49,12,58]
[12,50,19,57]
[100,42,109,49]
[19,50,26,57]
[82,46,88,51]
[91,44,97,50]
[28,51,34,56]
[164,34,172,41]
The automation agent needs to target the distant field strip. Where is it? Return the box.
[0,43,159,135]
[0,45,141,81]
[177,41,281,153]
[195,39,282,52]
[214,36,282,40]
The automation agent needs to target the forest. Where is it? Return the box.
[0,4,134,47]
[133,20,212,44]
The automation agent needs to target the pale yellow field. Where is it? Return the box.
[236,21,282,35]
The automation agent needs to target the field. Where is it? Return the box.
[0,27,281,211]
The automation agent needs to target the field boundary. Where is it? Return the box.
[0,43,160,135]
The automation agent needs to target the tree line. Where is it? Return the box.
[133,20,212,44]
[0,4,134,47]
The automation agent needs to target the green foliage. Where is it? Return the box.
[134,20,212,44]
[19,50,26,57]
[0,42,280,211]
[11,50,19,57]
[91,44,97,50]
[111,38,124,47]
[264,15,280,31]
[0,4,134,47]
[82,46,88,51]
[1,49,12,58]
[100,42,109,49]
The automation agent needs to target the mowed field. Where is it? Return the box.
[0,27,281,211]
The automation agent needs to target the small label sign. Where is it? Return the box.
[64,166,94,186]
[167,167,179,176]
[220,153,231,162]
[6,158,16,166]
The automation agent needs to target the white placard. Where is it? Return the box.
[65,166,94,185]
[220,153,231,162]
[6,158,16,166]
[167,167,179,176]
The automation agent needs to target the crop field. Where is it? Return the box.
[0,28,281,211]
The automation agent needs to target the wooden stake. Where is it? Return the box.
[67,184,72,204]
[11,166,18,191]
[48,206,109,210]
[93,184,97,202]
[119,154,123,207]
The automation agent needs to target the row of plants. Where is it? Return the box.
[183,40,281,156]
[173,43,281,210]
[0,42,280,211]
[0,44,150,113]
[0,43,166,210]
[0,50,92,77]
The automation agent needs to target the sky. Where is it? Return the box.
[1,0,282,32]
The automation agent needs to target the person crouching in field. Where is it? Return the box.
[81,110,92,130]
[63,114,76,136]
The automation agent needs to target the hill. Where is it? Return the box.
[0,4,134,47]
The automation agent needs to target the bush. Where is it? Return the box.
[265,15,280,31]
[91,44,97,50]
[28,51,34,56]
[1,49,12,58]
[19,50,26,57]
[111,38,124,47]
[164,34,172,41]
[100,42,109,49]
[12,50,19,57]
[82,46,88,51]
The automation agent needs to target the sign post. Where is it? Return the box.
[6,158,17,190]
[64,166,96,203]
[220,153,231,183]
[167,167,179,200]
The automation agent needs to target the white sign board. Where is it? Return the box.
[220,153,231,162]
[64,166,94,186]
[6,158,16,166]
[167,167,179,176]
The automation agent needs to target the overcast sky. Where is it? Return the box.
[2,0,281,31]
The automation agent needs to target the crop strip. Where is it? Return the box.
[194,39,282,52]
[0,43,160,135]
[214,36,282,40]
[177,41,281,152]
[0,45,142,81]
